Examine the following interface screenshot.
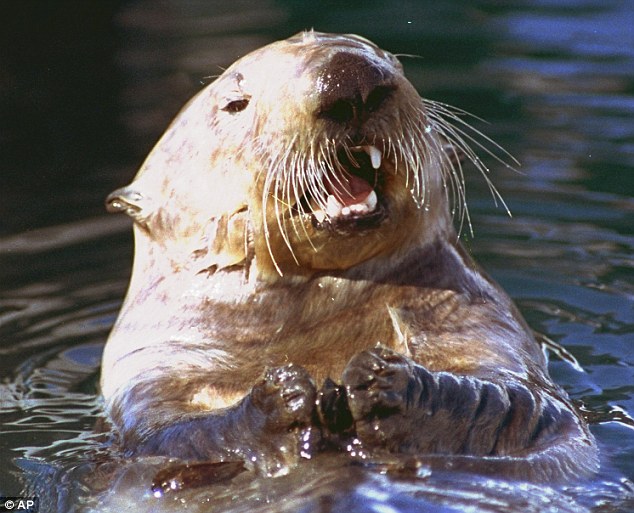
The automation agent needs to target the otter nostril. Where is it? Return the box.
[365,85,395,113]
[320,98,358,124]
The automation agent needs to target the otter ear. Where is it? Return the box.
[105,185,147,220]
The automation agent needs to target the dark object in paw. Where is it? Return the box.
[317,377,354,435]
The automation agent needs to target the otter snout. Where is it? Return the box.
[316,51,396,126]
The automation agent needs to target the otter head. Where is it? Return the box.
[107,31,498,280]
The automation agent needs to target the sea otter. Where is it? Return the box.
[103,31,598,483]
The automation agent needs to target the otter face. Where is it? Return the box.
[219,32,454,273]
[107,32,503,277]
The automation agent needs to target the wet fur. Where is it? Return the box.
[103,31,598,484]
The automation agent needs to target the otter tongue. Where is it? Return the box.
[322,174,377,220]
[329,174,373,206]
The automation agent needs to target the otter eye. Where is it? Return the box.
[222,98,250,113]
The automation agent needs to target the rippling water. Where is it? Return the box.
[1,1,633,512]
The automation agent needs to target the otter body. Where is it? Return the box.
[103,31,598,481]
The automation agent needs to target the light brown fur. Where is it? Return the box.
[103,31,598,481]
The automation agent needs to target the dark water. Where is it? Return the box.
[1,1,633,512]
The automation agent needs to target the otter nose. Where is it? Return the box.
[316,52,395,125]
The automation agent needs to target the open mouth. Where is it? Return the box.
[300,144,387,232]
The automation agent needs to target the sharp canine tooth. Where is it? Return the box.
[365,145,382,169]
[326,195,343,218]
[365,190,378,211]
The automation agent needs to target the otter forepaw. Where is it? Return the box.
[223,364,322,476]
[249,364,317,431]
[341,347,420,447]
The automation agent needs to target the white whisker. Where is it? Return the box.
[253,89,514,275]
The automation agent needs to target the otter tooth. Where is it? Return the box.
[313,210,326,223]
[365,189,378,211]
[345,191,379,216]
[358,191,378,213]
[365,145,382,169]
[326,195,343,218]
